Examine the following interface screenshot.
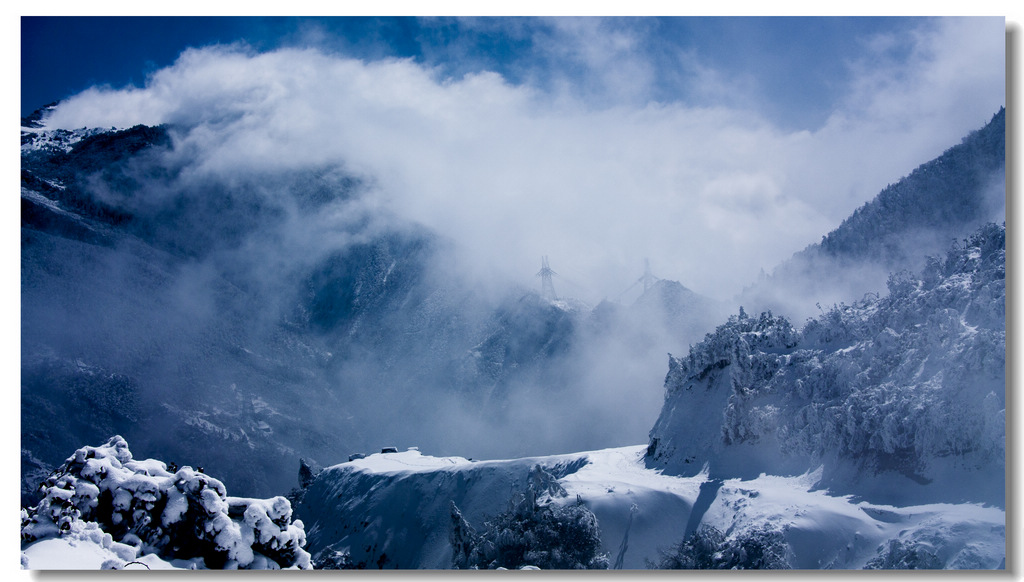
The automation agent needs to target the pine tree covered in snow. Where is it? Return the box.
[864,539,943,570]
[648,223,1005,506]
[651,524,790,570]
[817,109,1004,264]
[450,491,609,570]
[21,436,312,569]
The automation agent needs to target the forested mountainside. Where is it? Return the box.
[819,109,1004,263]
[740,108,1005,321]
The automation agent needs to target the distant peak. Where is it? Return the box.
[21,101,60,129]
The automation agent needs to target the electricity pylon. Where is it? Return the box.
[537,256,558,301]
[640,258,658,293]
[615,258,660,302]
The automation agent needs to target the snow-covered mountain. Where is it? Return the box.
[285,222,1005,570]
[648,223,1005,509]
[21,116,470,500]
[20,103,1005,569]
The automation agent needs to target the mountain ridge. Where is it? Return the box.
[739,108,1005,321]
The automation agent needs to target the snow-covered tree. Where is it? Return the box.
[651,525,790,570]
[864,539,943,570]
[450,490,609,570]
[21,436,312,569]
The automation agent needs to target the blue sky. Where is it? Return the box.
[23,16,941,130]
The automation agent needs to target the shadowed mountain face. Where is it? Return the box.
[20,111,723,503]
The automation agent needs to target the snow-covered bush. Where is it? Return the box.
[450,490,608,570]
[715,525,790,569]
[864,539,943,570]
[312,548,358,570]
[649,525,724,569]
[21,436,311,569]
[651,525,790,570]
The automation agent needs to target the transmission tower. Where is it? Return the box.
[640,258,659,293]
[614,258,660,302]
[536,256,558,301]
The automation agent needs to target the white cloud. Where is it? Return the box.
[41,17,1004,302]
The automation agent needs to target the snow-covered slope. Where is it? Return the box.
[294,445,1004,569]
[22,527,198,570]
[296,447,601,569]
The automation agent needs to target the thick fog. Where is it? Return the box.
[22,18,1006,495]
